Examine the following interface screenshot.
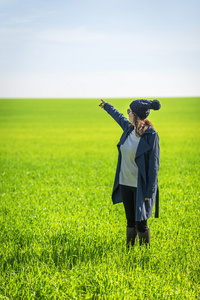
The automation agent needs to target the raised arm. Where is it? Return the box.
[99,99,130,131]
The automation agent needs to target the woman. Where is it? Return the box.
[99,99,161,247]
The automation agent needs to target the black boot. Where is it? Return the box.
[126,227,137,248]
[138,229,150,246]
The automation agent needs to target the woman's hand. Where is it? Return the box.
[99,99,106,108]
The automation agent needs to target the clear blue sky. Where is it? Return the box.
[0,0,199,98]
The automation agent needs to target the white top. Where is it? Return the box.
[119,129,140,187]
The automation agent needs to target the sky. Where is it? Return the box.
[0,0,200,98]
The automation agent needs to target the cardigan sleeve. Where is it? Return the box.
[145,132,160,199]
[103,102,130,131]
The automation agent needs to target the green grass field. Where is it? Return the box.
[0,97,199,299]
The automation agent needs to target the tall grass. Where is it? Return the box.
[0,97,199,299]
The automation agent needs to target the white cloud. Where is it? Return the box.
[1,69,199,98]
[0,0,16,7]
[37,27,105,43]
[0,0,199,98]
[0,26,105,46]
[1,9,57,25]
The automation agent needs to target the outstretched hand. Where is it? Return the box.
[99,99,106,108]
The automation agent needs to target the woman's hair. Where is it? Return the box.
[129,113,155,137]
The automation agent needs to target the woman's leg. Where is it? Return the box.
[136,220,148,233]
[119,185,137,247]
[136,220,150,246]
[119,184,137,227]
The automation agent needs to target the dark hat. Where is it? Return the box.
[130,99,161,120]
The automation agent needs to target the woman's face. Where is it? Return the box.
[127,107,135,124]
